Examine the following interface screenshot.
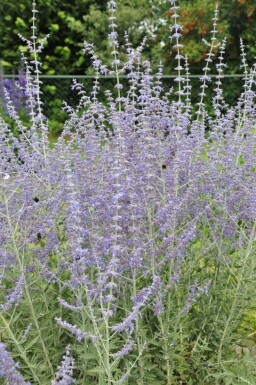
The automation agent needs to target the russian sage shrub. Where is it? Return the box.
[0,0,256,384]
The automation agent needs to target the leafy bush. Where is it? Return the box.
[0,1,256,384]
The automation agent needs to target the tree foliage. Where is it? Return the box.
[0,0,255,75]
[0,0,164,74]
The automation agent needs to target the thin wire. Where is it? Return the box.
[1,74,248,79]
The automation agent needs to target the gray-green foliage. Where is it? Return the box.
[1,229,256,384]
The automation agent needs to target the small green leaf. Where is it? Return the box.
[50,23,59,32]
[15,17,27,28]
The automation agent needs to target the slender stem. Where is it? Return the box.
[4,195,54,378]
[217,221,256,364]
[24,284,55,377]
[158,316,172,385]
[0,313,41,384]
[31,2,47,160]
[132,270,145,385]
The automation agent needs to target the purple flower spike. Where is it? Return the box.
[52,345,76,385]
[0,343,30,385]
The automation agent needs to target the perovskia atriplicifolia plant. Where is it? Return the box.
[0,0,256,384]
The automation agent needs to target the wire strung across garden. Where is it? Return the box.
[0,74,247,121]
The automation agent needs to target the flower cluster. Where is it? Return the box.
[0,72,28,115]
[52,345,76,385]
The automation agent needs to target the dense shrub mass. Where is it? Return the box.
[0,1,256,384]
